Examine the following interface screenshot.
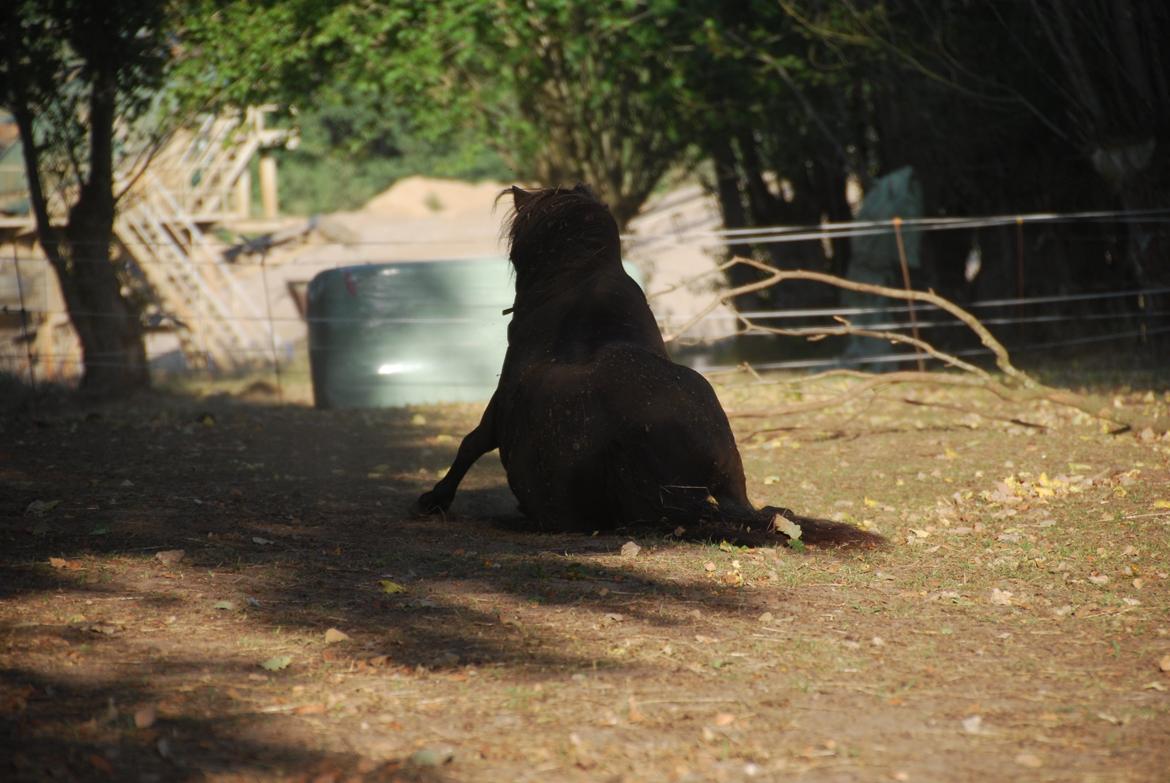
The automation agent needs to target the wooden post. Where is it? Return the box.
[259,151,278,219]
[893,217,926,372]
[235,167,251,218]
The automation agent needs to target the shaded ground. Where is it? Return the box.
[2,374,1169,782]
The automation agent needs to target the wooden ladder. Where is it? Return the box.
[112,111,285,370]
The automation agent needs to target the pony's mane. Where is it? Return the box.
[501,185,621,281]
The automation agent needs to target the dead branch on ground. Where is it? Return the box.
[668,256,1166,435]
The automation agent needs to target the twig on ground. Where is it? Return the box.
[900,397,1048,429]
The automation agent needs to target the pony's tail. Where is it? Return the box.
[760,506,886,548]
[644,496,886,549]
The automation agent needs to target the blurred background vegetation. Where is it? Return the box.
[171,0,1168,295]
[8,0,1167,285]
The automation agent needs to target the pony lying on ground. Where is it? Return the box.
[417,184,877,546]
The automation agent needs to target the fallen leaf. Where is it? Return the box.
[714,712,736,726]
[1087,574,1110,586]
[989,588,1014,606]
[26,499,61,516]
[961,715,983,734]
[763,475,780,485]
[1153,500,1170,510]
[703,561,716,572]
[134,705,157,729]
[1143,682,1168,692]
[1158,654,1170,673]
[1,684,34,714]
[293,703,327,715]
[378,580,406,594]
[772,514,802,540]
[407,746,455,767]
[1015,753,1042,769]
[154,549,185,566]
[88,754,114,776]
[324,628,350,644]
[620,541,641,558]
[212,600,237,611]
[49,557,81,570]
[260,655,292,671]
[410,414,427,426]
[85,623,121,636]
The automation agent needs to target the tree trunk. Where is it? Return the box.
[13,68,149,395]
[709,135,763,317]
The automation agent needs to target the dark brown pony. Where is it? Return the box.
[417,185,875,546]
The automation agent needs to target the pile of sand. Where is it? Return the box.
[362,176,511,219]
[275,176,734,341]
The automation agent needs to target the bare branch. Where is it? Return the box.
[727,370,988,418]
[901,397,1047,430]
[683,256,1166,434]
[723,256,1034,386]
[661,258,783,342]
[738,315,992,380]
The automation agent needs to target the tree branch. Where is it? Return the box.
[681,256,1167,434]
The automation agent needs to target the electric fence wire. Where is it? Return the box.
[4,207,1169,380]
[8,318,1169,376]
[3,284,1167,330]
[7,205,1170,255]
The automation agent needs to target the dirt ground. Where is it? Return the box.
[2,372,1169,782]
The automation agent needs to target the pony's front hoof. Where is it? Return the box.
[413,491,451,517]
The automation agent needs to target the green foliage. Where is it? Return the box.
[170,0,348,109]
[0,0,171,191]
[311,0,699,225]
[274,94,512,215]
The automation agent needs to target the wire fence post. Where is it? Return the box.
[259,248,284,403]
[892,216,925,372]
